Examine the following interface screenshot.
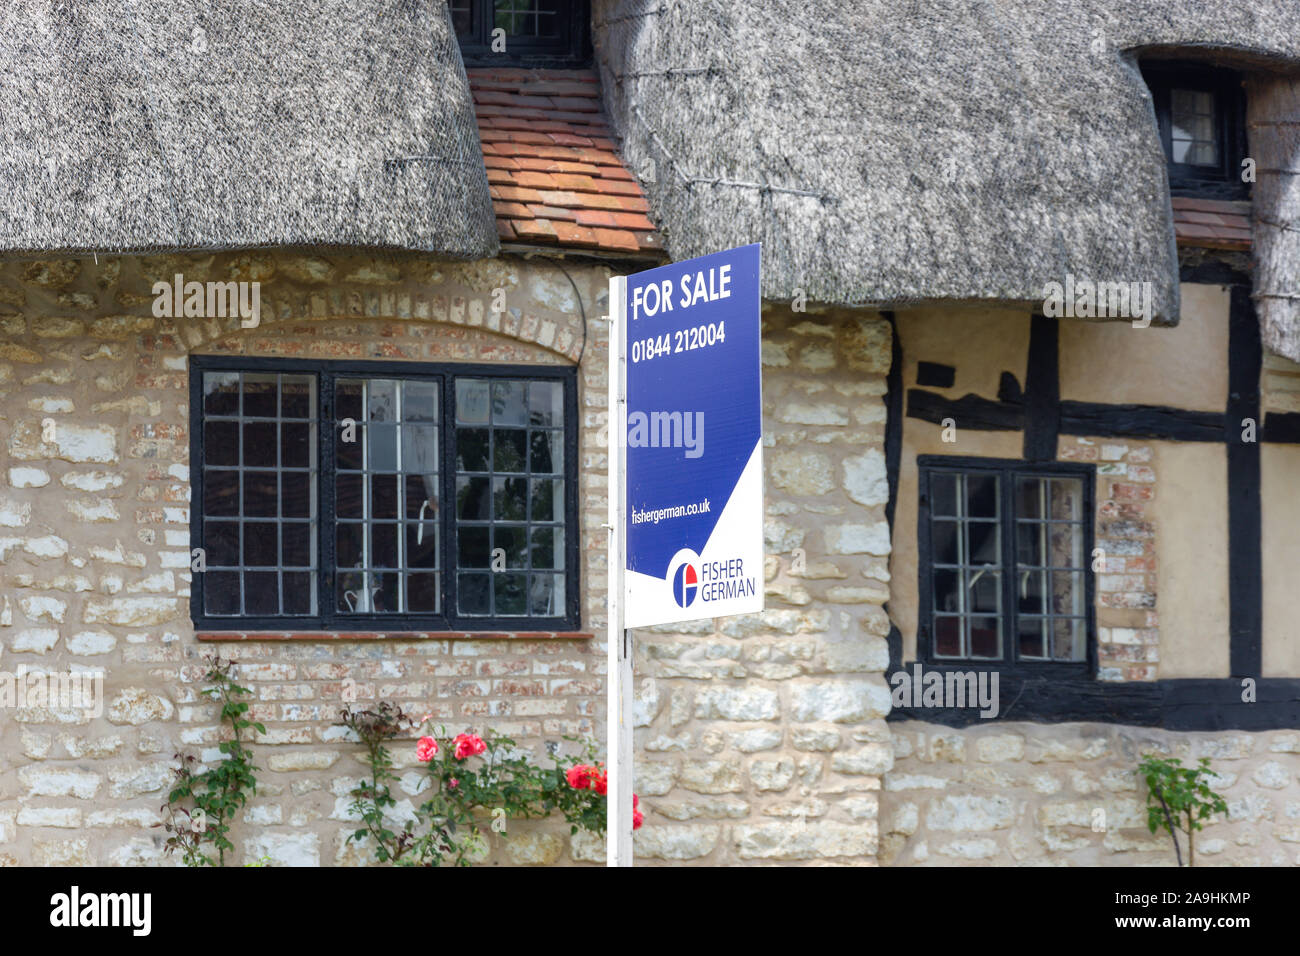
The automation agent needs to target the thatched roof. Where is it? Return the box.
[0,1,497,259]
[1248,74,1300,361]
[592,0,1300,332]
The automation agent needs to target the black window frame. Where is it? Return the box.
[189,355,581,633]
[1141,62,1249,201]
[916,455,1097,678]
[450,0,591,68]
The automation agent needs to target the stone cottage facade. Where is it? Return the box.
[1,1,1299,867]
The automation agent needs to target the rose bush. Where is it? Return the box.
[340,704,635,866]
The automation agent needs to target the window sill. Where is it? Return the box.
[196,630,594,642]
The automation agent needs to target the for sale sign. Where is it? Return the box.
[621,243,764,628]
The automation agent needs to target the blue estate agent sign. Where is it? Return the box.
[622,243,764,629]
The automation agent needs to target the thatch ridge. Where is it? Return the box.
[0,0,498,259]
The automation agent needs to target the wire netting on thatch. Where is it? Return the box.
[1248,74,1300,362]
[0,0,497,259]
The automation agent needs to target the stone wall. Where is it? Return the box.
[628,306,894,864]
[0,253,898,866]
[0,250,614,866]
[882,721,1300,866]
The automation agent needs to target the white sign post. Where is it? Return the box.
[606,275,634,867]
[605,245,763,868]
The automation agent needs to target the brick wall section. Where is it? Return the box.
[882,721,1300,865]
[1059,436,1159,681]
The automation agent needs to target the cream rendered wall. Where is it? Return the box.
[1148,442,1230,678]
[1262,444,1300,677]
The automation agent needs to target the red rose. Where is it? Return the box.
[416,736,438,762]
[448,778,459,789]
[453,733,487,760]
[594,770,608,796]
[633,809,644,830]
[566,764,597,790]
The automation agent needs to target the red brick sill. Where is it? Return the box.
[196,631,594,642]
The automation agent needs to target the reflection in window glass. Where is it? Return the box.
[926,466,1089,664]
[1171,88,1218,167]
[456,378,565,616]
[201,372,318,616]
[336,379,440,615]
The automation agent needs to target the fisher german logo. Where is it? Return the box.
[668,552,756,610]
[672,562,699,607]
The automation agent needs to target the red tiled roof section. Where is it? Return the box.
[468,67,662,257]
[1172,197,1252,252]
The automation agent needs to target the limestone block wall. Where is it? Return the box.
[881,721,1300,866]
[628,307,894,865]
[0,251,614,866]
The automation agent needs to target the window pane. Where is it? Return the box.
[1171,88,1219,167]
[1016,522,1043,566]
[1046,522,1082,568]
[493,525,528,568]
[458,572,491,615]
[934,569,961,613]
[204,421,239,466]
[334,377,443,615]
[529,574,562,616]
[406,522,439,569]
[281,375,314,419]
[456,379,491,424]
[967,521,999,565]
[494,573,528,615]
[206,521,239,567]
[203,372,240,416]
[1018,617,1046,659]
[530,527,562,569]
[1015,477,1046,519]
[933,616,962,658]
[968,570,1000,614]
[968,617,1001,659]
[403,381,439,422]
[205,571,240,615]
[1052,618,1085,662]
[453,376,567,618]
[529,381,563,426]
[1049,478,1083,520]
[407,573,440,613]
[529,431,563,474]
[930,472,958,516]
[283,572,314,615]
[965,474,998,518]
[1050,571,1084,616]
[199,372,319,618]
[493,429,527,472]
[495,0,562,38]
[1017,568,1046,615]
[242,373,277,417]
[932,520,960,565]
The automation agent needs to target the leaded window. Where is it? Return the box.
[919,457,1094,668]
[191,359,578,631]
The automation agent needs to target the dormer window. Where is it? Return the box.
[1141,63,1248,200]
[449,0,590,66]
